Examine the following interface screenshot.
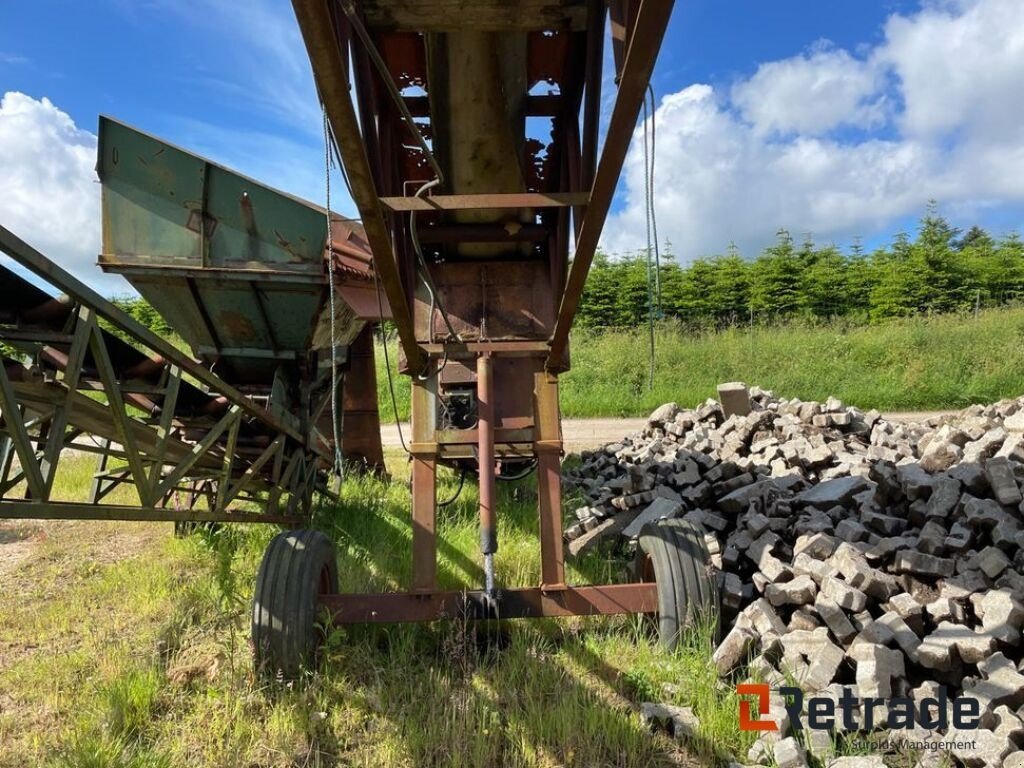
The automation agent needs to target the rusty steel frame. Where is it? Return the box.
[547,0,676,369]
[322,583,660,624]
[291,0,425,374]
[0,226,328,524]
[287,0,675,625]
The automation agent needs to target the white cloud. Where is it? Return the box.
[0,92,128,295]
[604,0,1024,259]
[881,0,1024,141]
[732,45,885,135]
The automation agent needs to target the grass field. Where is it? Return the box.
[0,455,751,767]
[377,308,1024,421]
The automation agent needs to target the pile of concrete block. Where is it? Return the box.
[564,384,1024,766]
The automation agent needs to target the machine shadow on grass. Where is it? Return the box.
[301,616,692,767]
[249,459,710,766]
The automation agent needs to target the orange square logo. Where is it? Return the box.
[737,683,778,731]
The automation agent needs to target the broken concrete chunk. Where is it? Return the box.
[713,624,757,675]
[773,737,807,768]
[820,576,868,612]
[718,382,751,418]
[647,402,680,425]
[639,702,700,741]
[893,550,955,579]
[978,589,1024,644]
[781,628,845,691]
[964,652,1024,712]
[766,575,817,607]
[793,532,838,560]
[796,476,873,509]
[986,456,1023,506]
[848,642,905,698]
[825,758,887,768]
[918,621,997,670]
[814,594,857,644]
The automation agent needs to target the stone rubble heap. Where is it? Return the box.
[564,384,1024,767]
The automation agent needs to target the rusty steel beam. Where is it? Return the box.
[580,0,605,196]
[477,354,497,585]
[322,583,660,623]
[380,192,589,212]
[0,501,303,526]
[291,0,425,373]
[409,363,438,592]
[547,0,675,370]
[403,94,564,118]
[534,370,565,587]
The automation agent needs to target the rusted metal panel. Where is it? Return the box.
[96,118,368,381]
[92,121,387,478]
[98,116,325,270]
[419,261,556,341]
[322,583,659,623]
[319,325,386,473]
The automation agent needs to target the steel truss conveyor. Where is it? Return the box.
[0,228,324,524]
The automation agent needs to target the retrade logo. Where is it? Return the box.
[737,683,778,731]
[736,684,983,733]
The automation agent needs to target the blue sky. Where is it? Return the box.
[2,0,1023,293]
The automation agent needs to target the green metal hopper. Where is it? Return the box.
[97,116,365,389]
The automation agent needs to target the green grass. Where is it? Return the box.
[377,308,1024,421]
[2,454,947,767]
[0,455,753,767]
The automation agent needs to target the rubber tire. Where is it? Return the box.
[637,518,719,651]
[251,529,338,679]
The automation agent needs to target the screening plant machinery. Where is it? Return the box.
[0,0,719,680]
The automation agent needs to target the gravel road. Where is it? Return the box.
[379,411,956,452]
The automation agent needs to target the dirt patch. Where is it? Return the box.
[0,519,165,589]
[0,523,46,577]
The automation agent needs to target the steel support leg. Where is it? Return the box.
[410,455,437,592]
[535,371,565,587]
[410,367,439,593]
[477,353,497,596]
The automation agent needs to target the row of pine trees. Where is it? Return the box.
[577,208,1024,329]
